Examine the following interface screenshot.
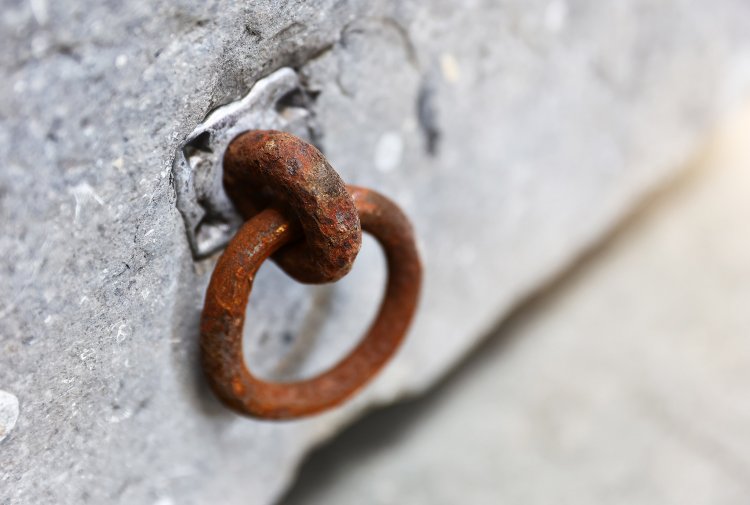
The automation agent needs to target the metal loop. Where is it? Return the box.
[200,186,421,419]
[223,130,361,284]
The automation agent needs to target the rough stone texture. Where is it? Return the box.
[283,102,750,505]
[1,1,750,504]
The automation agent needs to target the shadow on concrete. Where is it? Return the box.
[279,159,706,505]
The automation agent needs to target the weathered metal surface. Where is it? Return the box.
[223,130,361,284]
[202,131,421,419]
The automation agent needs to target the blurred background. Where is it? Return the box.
[282,106,750,504]
[280,102,750,505]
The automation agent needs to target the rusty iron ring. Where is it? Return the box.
[223,130,361,284]
[200,185,421,419]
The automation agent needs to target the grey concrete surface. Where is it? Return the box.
[2,1,750,504]
[282,106,750,505]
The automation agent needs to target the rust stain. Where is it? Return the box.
[223,130,361,284]
[200,131,421,420]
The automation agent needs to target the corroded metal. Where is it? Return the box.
[223,130,361,284]
[200,130,421,419]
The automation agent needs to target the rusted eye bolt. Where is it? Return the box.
[200,130,422,419]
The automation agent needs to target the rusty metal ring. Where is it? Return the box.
[200,186,421,419]
[223,130,361,284]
